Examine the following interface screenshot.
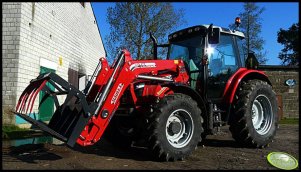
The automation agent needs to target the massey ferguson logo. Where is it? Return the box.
[111,83,124,104]
[129,63,156,71]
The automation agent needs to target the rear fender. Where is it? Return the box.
[222,68,271,104]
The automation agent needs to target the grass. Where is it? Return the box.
[279,118,299,125]
[2,125,28,132]
[2,125,43,140]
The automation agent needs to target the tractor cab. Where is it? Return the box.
[165,24,246,102]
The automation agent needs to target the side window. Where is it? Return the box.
[169,44,189,64]
[191,47,202,69]
[237,37,246,67]
[208,34,239,76]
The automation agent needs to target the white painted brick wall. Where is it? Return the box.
[3,2,106,125]
[2,2,22,125]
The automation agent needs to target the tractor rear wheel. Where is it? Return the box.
[146,93,203,161]
[229,80,278,148]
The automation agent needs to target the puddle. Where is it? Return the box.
[3,136,64,147]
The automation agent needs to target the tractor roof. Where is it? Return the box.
[202,24,245,38]
[168,25,245,41]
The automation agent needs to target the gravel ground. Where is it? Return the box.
[2,124,299,170]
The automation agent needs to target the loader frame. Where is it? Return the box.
[15,50,190,147]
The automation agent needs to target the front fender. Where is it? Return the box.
[161,83,207,114]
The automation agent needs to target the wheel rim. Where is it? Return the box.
[251,94,273,135]
[165,109,194,148]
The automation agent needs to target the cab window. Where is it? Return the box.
[236,37,246,67]
[208,34,239,77]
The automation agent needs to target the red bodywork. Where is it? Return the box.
[15,49,270,148]
[77,50,189,146]
[222,68,269,104]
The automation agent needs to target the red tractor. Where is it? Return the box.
[15,21,278,161]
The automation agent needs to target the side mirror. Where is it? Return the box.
[245,53,259,69]
[208,28,220,44]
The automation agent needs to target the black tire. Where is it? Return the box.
[200,133,207,142]
[229,80,278,148]
[146,93,203,161]
[103,116,133,148]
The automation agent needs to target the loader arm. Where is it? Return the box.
[76,50,189,146]
[15,49,189,147]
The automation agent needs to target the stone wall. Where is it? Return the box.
[258,65,299,119]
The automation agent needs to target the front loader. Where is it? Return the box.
[15,18,278,161]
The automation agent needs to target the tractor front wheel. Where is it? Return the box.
[146,93,203,161]
[229,80,278,148]
[103,116,134,148]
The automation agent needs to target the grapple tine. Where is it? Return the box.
[25,84,39,114]
[25,80,45,113]
[16,79,46,114]
[17,80,42,113]
[16,93,25,112]
[20,81,40,113]
[29,80,48,114]
[19,92,30,113]
[16,83,33,112]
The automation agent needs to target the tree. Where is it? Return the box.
[106,2,185,61]
[277,23,299,66]
[230,2,267,64]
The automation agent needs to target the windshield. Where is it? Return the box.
[168,36,204,70]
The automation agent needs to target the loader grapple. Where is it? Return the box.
[15,72,97,147]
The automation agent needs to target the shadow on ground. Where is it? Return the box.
[71,139,155,161]
[5,136,249,163]
[8,144,62,163]
[71,137,245,162]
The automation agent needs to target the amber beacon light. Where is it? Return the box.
[235,17,241,27]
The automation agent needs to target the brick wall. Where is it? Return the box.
[259,65,299,119]
[2,2,106,125]
[2,2,22,125]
